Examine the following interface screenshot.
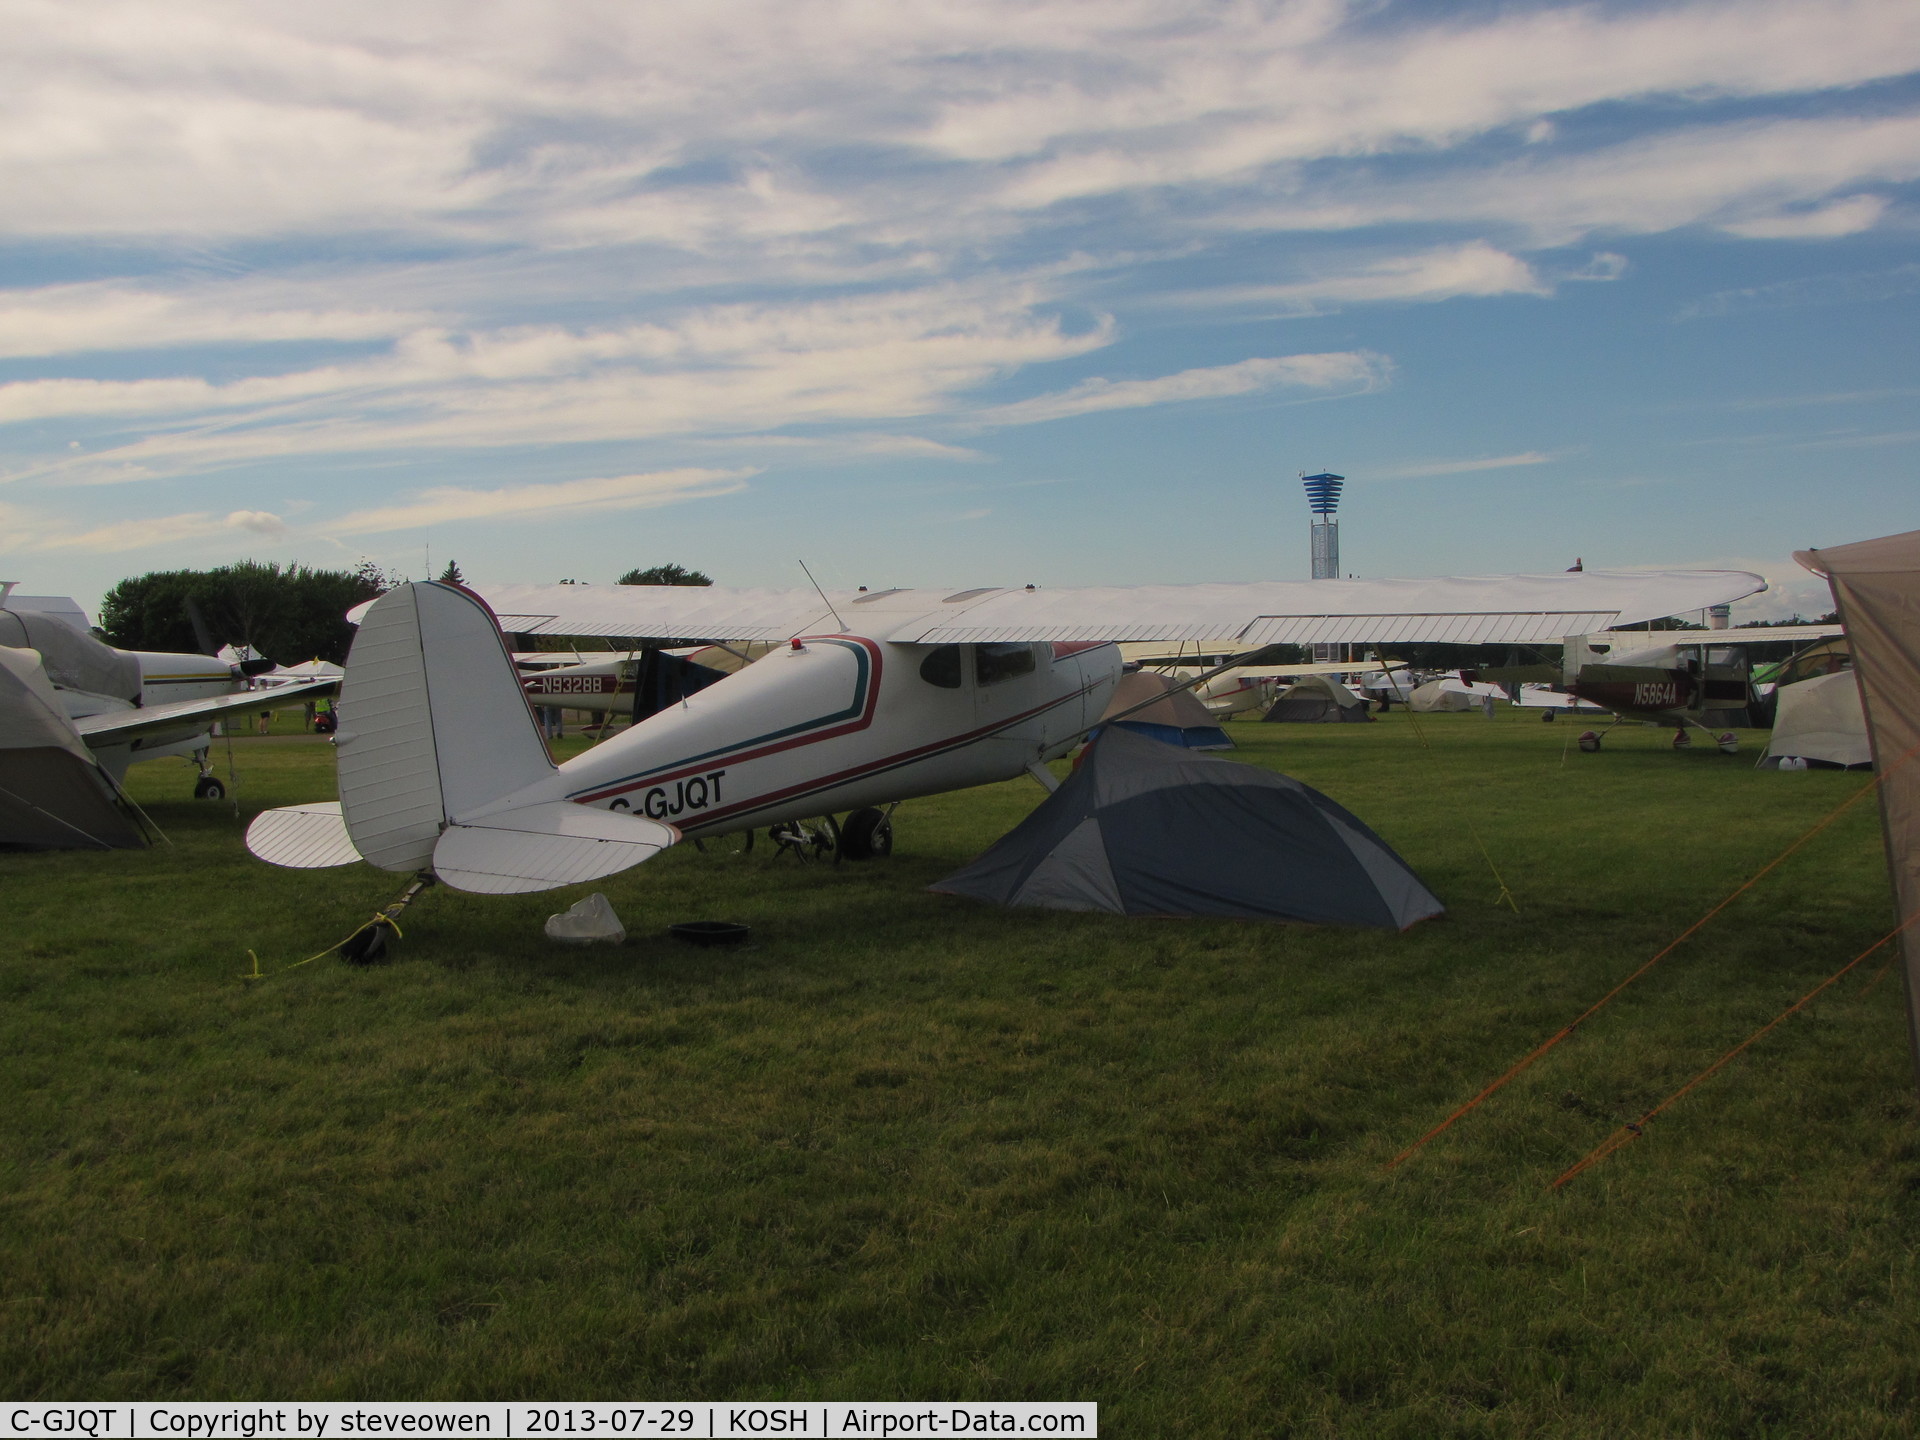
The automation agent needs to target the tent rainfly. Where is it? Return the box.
[929,727,1443,928]
[1263,673,1373,723]
[1094,670,1233,750]
[1757,670,1871,770]
[1796,530,1920,1085]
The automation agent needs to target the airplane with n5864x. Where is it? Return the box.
[246,568,1765,897]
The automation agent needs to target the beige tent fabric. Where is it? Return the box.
[1796,529,1920,1076]
[1409,677,1506,713]
[1098,671,1222,732]
[1759,670,1871,770]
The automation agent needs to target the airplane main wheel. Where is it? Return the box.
[1672,730,1692,749]
[193,776,226,800]
[1577,730,1602,753]
[840,807,894,861]
[1717,732,1740,755]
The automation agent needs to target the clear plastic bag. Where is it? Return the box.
[544,892,627,944]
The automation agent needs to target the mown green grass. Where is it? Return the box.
[4,711,1916,1435]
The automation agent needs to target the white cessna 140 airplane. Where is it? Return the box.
[246,567,1765,901]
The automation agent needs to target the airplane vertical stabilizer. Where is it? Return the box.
[336,582,556,872]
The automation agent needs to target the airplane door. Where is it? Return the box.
[972,642,1046,740]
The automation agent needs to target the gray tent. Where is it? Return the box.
[930,727,1443,928]
[0,648,145,849]
[1263,673,1373,723]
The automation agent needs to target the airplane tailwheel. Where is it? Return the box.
[1577,730,1602,752]
[339,919,396,965]
[194,775,226,800]
[1717,732,1739,754]
[840,807,894,861]
[1672,730,1692,749]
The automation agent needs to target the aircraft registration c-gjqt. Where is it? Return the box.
[246,569,1766,900]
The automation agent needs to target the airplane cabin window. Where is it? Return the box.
[975,642,1037,686]
[919,644,963,689]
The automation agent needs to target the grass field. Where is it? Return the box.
[4,709,1917,1434]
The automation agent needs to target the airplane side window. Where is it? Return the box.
[919,645,963,689]
[975,642,1037,686]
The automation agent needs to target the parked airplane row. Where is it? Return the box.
[239,567,1768,906]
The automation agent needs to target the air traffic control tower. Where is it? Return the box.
[1302,471,1344,579]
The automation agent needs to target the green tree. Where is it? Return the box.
[617,563,712,586]
[437,560,465,585]
[99,562,384,663]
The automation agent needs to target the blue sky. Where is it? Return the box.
[2,0,1917,623]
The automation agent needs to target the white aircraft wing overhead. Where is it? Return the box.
[451,584,851,642]
[893,571,1768,646]
[71,678,338,746]
[457,570,1765,648]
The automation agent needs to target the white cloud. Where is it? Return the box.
[0,283,1115,481]
[0,1,1911,251]
[1369,452,1557,481]
[1175,243,1548,311]
[328,467,756,536]
[0,0,1913,566]
[1564,252,1629,282]
[0,281,423,359]
[1720,194,1890,240]
[973,352,1389,427]
[226,509,287,536]
[1226,113,1920,247]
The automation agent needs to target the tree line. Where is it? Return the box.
[98,561,713,663]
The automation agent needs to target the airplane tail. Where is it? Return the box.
[247,582,677,892]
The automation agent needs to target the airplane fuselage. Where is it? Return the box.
[546,634,1120,835]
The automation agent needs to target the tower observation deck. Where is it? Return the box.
[1302,472,1344,580]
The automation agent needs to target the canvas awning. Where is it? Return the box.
[1795,530,1920,1081]
[1758,670,1870,770]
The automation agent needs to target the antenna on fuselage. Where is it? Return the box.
[797,559,846,632]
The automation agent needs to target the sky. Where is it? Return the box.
[1,0,1917,624]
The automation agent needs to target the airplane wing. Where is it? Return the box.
[71,678,338,747]
[459,570,1766,648]
[408,585,849,644]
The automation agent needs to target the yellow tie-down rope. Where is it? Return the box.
[244,874,434,980]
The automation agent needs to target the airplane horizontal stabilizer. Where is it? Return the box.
[245,801,362,868]
[431,800,679,895]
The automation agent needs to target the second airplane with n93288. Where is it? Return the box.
[246,568,1766,895]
